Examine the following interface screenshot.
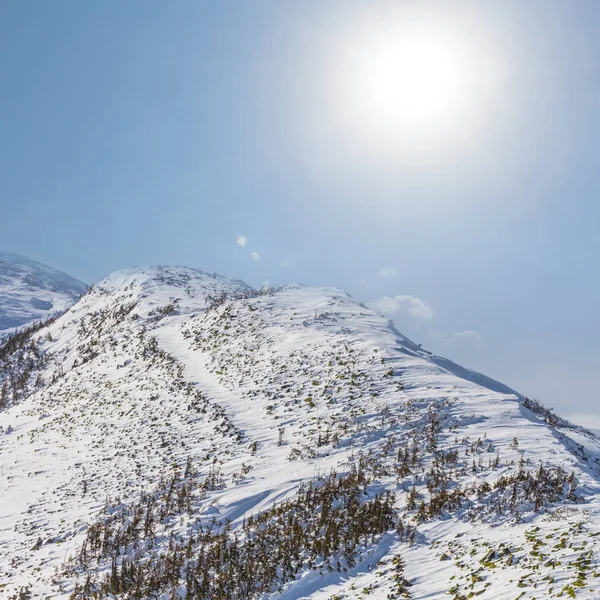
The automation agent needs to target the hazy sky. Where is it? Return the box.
[1,1,599,424]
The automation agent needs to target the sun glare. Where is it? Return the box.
[364,32,465,128]
[326,20,485,151]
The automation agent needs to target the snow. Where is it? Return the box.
[1,265,600,599]
[0,251,87,335]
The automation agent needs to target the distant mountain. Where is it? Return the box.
[1,265,600,599]
[0,251,87,335]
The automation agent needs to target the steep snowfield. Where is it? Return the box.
[0,251,87,335]
[1,266,600,599]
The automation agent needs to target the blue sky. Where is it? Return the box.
[1,1,599,423]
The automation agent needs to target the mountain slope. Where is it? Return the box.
[0,251,87,335]
[1,266,599,600]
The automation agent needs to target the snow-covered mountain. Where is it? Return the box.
[1,265,600,600]
[0,251,87,335]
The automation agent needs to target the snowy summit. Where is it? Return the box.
[1,264,600,600]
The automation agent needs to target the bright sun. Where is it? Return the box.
[330,22,481,148]
[363,32,465,128]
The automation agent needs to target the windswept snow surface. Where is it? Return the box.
[0,251,87,335]
[1,266,600,599]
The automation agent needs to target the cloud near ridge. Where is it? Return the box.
[566,413,600,431]
[371,295,433,323]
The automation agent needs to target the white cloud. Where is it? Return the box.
[251,251,260,261]
[236,235,247,247]
[428,329,488,349]
[280,259,292,267]
[371,295,433,323]
[512,363,597,419]
[380,266,398,278]
[566,413,600,431]
[359,279,367,286]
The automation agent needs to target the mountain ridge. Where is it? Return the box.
[1,265,599,600]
